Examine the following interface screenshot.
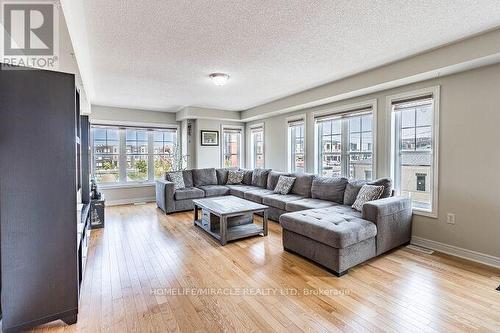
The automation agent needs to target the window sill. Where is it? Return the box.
[412,208,438,219]
[99,182,156,190]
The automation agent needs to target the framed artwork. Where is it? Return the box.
[200,130,219,146]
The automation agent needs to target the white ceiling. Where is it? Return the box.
[76,0,500,112]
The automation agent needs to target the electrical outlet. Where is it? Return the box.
[446,213,456,224]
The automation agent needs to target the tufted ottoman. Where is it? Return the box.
[280,207,378,276]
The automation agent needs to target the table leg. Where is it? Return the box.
[220,215,227,245]
[263,210,268,236]
[193,204,198,226]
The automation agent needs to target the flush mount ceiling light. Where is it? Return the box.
[209,73,230,86]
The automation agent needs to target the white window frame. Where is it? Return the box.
[313,100,377,178]
[90,121,180,188]
[287,114,306,173]
[250,123,265,169]
[221,125,244,168]
[386,86,440,218]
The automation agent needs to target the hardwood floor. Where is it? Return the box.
[32,203,500,332]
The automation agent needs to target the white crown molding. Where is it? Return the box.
[411,236,500,269]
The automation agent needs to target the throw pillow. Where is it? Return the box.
[226,170,245,184]
[273,175,296,195]
[352,184,384,211]
[167,171,185,190]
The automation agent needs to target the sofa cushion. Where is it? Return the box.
[198,185,230,197]
[251,168,271,188]
[192,168,218,187]
[225,184,260,198]
[324,205,363,219]
[343,178,393,205]
[267,171,292,190]
[285,198,337,212]
[280,208,377,248]
[244,188,275,203]
[182,170,194,188]
[215,168,237,185]
[273,176,296,194]
[226,170,245,184]
[311,177,348,204]
[166,171,185,190]
[262,194,303,210]
[239,169,254,185]
[291,173,315,197]
[174,187,205,200]
[352,185,384,211]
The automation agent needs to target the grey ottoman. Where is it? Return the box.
[280,208,377,276]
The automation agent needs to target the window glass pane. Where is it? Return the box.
[401,128,415,150]
[321,154,341,177]
[361,132,372,151]
[321,122,331,135]
[332,120,341,135]
[92,127,120,183]
[154,155,174,179]
[349,153,373,180]
[361,115,372,132]
[416,126,432,151]
[126,129,148,154]
[349,133,360,152]
[416,105,432,127]
[401,109,415,128]
[93,128,107,140]
[400,156,432,210]
[289,123,304,172]
[349,117,360,133]
[294,153,305,172]
[94,155,119,183]
[223,130,241,167]
[126,155,148,181]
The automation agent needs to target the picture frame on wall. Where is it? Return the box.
[201,130,219,146]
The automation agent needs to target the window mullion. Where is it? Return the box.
[119,129,127,183]
[148,131,154,181]
[341,118,349,177]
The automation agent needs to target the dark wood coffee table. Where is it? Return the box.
[193,195,268,245]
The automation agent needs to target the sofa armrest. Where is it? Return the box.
[156,180,175,213]
[362,196,412,255]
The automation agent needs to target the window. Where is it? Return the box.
[315,105,374,179]
[153,130,177,179]
[222,127,242,168]
[250,125,264,168]
[126,129,148,181]
[389,86,439,216]
[288,118,305,172]
[91,125,178,184]
[92,127,120,183]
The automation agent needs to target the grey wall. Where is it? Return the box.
[194,119,244,169]
[246,63,500,258]
[90,105,180,205]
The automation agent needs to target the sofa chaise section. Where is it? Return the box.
[280,197,412,276]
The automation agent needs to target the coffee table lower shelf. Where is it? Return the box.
[194,219,266,244]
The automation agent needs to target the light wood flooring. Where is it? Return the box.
[32,203,500,332]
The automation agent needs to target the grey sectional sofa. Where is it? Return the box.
[156,167,412,276]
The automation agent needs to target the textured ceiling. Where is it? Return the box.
[81,0,500,112]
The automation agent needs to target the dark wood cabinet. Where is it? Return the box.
[0,65,79,332]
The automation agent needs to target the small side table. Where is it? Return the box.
[90,196,105,229]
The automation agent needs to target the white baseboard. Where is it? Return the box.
[106,196,156,207]
[411,236,500,269]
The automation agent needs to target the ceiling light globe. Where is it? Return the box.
[209,73,230,86]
